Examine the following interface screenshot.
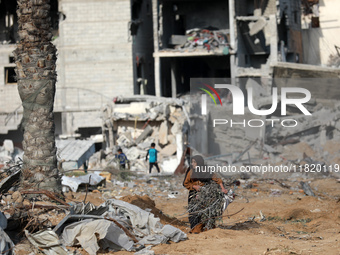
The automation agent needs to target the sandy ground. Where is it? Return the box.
[149,178,340,255]
[58,177,340,255]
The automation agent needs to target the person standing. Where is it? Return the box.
[145,143,160,174]
[116,148,128,169]
[183,155,228,233]
[116,148,129,179]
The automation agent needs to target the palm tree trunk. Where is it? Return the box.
[13,0,61,192]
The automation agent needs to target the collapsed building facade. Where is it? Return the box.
[0,0,339,155]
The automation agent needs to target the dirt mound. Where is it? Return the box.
[120,194,188,231]
[283,208,312,220]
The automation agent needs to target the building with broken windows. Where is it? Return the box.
[0,0,340,147]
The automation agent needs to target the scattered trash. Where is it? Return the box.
[168,29,230,53]
[61,173,106,192]
[300,181,315,196]
[25,229,68,255]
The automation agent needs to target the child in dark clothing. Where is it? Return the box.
[116,148,129,179]
[145,143,160,174]
[116,148,128,169]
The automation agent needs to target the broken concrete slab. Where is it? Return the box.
[160,157,178,174]
[170,122,181,136]
[126,147,148,161]
[130,159,148,172]
[158,121,169,146]
[249,17,267,36]
[135,125,153,145]
[138,137,156,150]
[160,144,177,156]
[117,133,134,148]
[56,139,96,171]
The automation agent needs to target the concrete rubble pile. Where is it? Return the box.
[100,96,190,175]
[258,99,340,176]
[189,80,340,179]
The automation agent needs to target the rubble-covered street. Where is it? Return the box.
[1,134,340,254]
[1,173,339,254]
[1,0,340,254]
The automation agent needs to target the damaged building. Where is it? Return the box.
[0,0,340,155]
[101,96,189,173]
[152,0,309,96]
[152,0,234,97]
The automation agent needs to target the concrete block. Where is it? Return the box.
[135,125,153,144]
[160,144,177,156]
[126,146,147,160]
[160,156,178,173]
[159,121,168,145]
[138,137,155,150]
[117,134,134,148]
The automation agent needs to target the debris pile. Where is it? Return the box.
[169,28,230,53]
[193,79,340,180]
[0,183,187,254]
[99,175,187,202]
[101,96,190,175]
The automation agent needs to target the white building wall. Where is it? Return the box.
[55,0,133,134]
[302,0,340,66]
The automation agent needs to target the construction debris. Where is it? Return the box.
[101,96,189,175]
[300,181,315,196]
[168,28,230,53]
[0,183,188,255]
[0,211,14,255]
[61,172,106,192]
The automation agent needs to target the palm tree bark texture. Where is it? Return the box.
[13,0,61,192]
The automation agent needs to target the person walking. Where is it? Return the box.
[183,155,228,233]
[145,143,160,174]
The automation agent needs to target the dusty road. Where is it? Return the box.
[66,176,340,255]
